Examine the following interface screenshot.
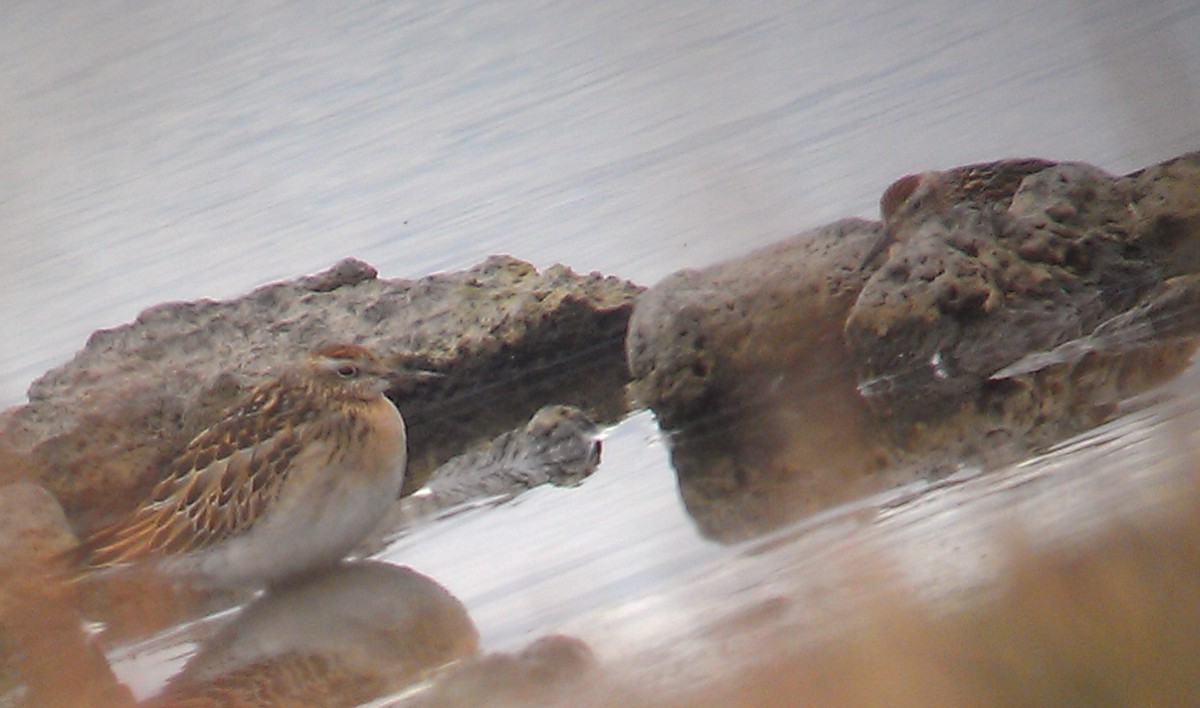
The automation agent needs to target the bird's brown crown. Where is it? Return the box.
[310,342,379,363]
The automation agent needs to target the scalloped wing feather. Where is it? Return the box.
[83,379,321,568]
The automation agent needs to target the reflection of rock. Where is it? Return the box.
[400,404,601,521]
[0,256,641,535]
[150,561,477,707]
[409,634,596,707]
[992,273,1200,380]
[628,151,1200,541]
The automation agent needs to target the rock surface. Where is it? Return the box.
[399,404,602,522]
[0,256,642,534]
[627,150,1200,540]
[627,218,897,540]
[848,154,1200,453]
[0,483,133,707]
[0,481,78,571]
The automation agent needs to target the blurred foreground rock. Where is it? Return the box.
[0,256,641,534]
[0,482,132,707]
[408,634,597,708]
[628,150,1200,540]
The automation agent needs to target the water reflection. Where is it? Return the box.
[663,329,1200,544]
[18,552,602,706]
[101,560,598,707]
[666,362,892,543]
[145,562,478,706]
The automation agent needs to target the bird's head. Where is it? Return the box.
[309,343,395,400]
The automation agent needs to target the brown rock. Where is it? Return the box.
[0,483,132,707]
[626,219,896,540]
[0,481,78,571]
[1126,149,1200,276]
[847,155,1200,456]
[627,150,1200,539]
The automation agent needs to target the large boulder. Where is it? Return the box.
[627,150,1200,540]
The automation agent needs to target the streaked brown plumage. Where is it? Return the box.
[79,343,409,588]
[860,158,1056,268]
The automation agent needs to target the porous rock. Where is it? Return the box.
[628,150,1200,540]
[0,256,642,533]
[847,153,1200,453]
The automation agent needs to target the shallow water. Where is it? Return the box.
[103,368,1200,701]
[4,0,1200,702]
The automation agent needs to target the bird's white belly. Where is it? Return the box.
[164,438,406,588]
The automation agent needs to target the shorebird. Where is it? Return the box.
[860,158,1056,268]
[78,343,412,588]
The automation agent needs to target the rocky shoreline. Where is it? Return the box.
[3,148,1198,553]
[0,148,1197,705]
[0,256,640,536]
[628,150,1200,539]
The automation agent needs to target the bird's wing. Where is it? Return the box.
[83,382,319,567]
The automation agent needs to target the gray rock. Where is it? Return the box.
[0,256,642,534]
[404,404,601,519]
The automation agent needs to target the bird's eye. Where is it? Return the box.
[336,363,359,379]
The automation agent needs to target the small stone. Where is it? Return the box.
[398,404,601,523]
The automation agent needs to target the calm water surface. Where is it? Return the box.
[4,0,1199,404]
[4,0,1200,700]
